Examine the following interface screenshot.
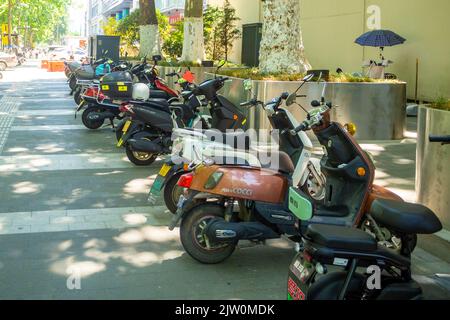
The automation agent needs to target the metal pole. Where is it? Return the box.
[415,58,419,104]
[8,0,12,49]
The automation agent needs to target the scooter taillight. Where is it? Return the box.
[119,104,134,114]
[177,173,194,188]
[84,87,97,97]
[98,91,106,101]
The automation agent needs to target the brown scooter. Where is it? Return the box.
[171,84,419,264]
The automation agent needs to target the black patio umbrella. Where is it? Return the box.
[355,29,406,60]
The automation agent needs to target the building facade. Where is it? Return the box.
[87,0,136,37]
[87,0,211,37]
[211,0,449,101]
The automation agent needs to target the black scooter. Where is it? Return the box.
[78,66,195,130]
[288,210,441,300]
[117,75,247,166]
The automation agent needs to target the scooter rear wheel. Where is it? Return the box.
[81,107,105,130]
[307,272,366,300]
[125,143,157,166]
[180,204,237,264]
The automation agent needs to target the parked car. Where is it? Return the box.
[0,52,18,70]
[49,48,87,62]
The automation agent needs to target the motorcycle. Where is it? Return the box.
[149,75,326,214]
[287,208,442,300]
[171,79,418,264]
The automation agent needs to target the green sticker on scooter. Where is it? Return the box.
[288,187,313,221]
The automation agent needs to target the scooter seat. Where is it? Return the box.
[149,89,170,100]
[306,224,377,252]
[213,150,295,174]
[203,130,251,150]
[370,199,442,235]
[132,100,170,113]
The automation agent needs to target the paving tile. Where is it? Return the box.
[0,225,31,235]
[30,224,70,233]
[50,216,85,225]
[68,222,107,231]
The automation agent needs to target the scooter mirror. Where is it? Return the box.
[302,74,314,82]
[152,55,162,62]
[286,93,297,107]
[243,79,253,92]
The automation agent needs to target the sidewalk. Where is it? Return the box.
[0,61,448,299]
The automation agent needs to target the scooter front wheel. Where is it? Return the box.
[180,204,237,264]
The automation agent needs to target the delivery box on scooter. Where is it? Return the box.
[100,71,133,99]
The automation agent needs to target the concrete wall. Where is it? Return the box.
[206,0,262,64]
[214,0,450,101]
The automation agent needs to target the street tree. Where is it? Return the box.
[139,0,160,57]
[181,0,204,63]
[258,0,311,74]
[216,0,241,62]
[0,0,69,47]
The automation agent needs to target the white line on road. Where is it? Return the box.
[0,152,154,172]
[0,206,172,235]
[17,110,75,116]
[11,125,109,131]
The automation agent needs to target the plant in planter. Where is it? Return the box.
[430,96,450,111]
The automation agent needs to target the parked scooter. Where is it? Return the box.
[149,75,326,214]
[288,217,441,300]
[286,134,448,300]
[64,60,81,78]
[118,62,247,166]
[79,67,197,131]
[171,80,418,264]
[68,52,110,91]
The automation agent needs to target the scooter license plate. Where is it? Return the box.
[158,164,172,177]
[148,174,167,203]
[76,100,85,112]
[116,120,132,147]
[122,120,132,133]
[288,253,315,300]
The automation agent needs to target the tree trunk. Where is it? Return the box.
[258,0,311,74]
[139,0,160,58]
[181,0,205,63]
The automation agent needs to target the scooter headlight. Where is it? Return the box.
[344,123,357,136]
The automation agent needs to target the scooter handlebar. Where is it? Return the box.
[429,135,450,144]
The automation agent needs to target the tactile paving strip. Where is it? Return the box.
[0,95,19,155]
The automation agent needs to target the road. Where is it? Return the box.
[0,61,449,299]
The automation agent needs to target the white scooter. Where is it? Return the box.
[149,74,326,213]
